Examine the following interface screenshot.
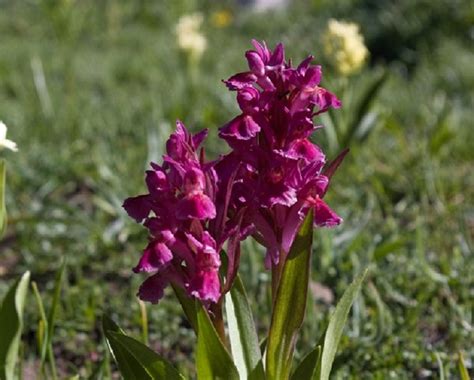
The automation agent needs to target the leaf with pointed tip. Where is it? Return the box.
[458,351,470,380]
[40,259,66,363]
[314,269,368,380]
[266,211,313,380]
[225,275,264,380]
[0,271,30,380]
[290,345,321,380]
[195,304,239,380]
[102,315,184,380]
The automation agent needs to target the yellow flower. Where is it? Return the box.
[211,10,233,28]
[322,19,369,76]
[175,13,207,61]
[0,122,17,152]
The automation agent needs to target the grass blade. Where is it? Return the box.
[341,71,388,148]
[458,351,470,380]
[266,210,313,380]
[315,269,368,380]
[0,271,30,380]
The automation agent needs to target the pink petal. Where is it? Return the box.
[188,270,221,303]
[123,195,150,222]
[176,193,216,220]
[314,199,342,227]
[246,51,265,76]
[219,115,261,141]
[137,273,169,304]
[133,241,173,273]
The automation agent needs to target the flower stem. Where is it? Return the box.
[210,301,228,347]
[271,255,285,303]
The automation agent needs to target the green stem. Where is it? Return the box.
[209,300,228,348]
[271,252,285,303]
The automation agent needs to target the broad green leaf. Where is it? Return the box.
[108,333,184,380]
[290,345,321,380]
[458,351,470,380]
[195,304,239,380]
[103,315,151,379]
[266,211,313,380]
[0,271,30,380]
[315,269,368,380]
[102,315,184,380]
[0,160,6,237]
[225,275,264,380]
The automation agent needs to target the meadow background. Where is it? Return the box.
[0,0,473,378]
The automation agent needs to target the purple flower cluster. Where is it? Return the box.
[218,40,342,267]
[124,41,344,304]
[124,122,236,304]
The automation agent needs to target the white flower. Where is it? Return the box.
[323,19,369,76]
[0,122,18,152]
[175,13,207,60]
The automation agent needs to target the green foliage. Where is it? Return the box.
[0,272,30,380]
[31,259,66,379]
[290,346,321,380]
[0,160,6,237]
[0,0,472,378]
[266,211,313,380]
[322,69,388,154]
[315,269,368,380]
[195,304,239,380]
[225,275,264,380]
[458,352,470,380]
[103,315,184,380]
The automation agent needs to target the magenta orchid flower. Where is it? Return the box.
[123,121,241,304]
[124,40,345,305]
[219,40,344,267]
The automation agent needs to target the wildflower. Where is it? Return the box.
[211,10,232,28]
[124,121,241,304]
[218,40,343,266]
[175,13,207,61]
[0,122,18,152]
[322,19,369,75]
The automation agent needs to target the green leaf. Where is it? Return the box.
[342,70,388,148]
[0,271,30,380]
[315,269,368,380]
[108,333,184,380]
[266,210,314,380]
[42,260,66,367]
[290,345,321,380]
[102,315,184,380]
[458,351,470,380]
[0,160,6,237]
[225,275,264,380]
[172,284,197,332]
[195,304,239,380]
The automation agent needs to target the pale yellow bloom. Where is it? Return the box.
[175,13,207,61]
[0,122,17,152]
[323,19,369,76]
[211,10,233,28]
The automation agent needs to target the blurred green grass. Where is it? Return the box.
[0,0,473,378]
